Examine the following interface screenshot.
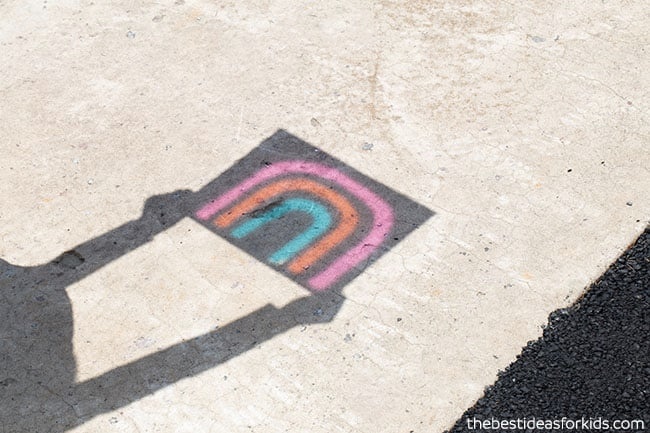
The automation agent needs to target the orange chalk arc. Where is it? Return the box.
[214,178,359,274]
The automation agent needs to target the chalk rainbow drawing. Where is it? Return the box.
[195,160,395,291]
[230,197,332,266]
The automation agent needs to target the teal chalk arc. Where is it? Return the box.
[230,197,333,265]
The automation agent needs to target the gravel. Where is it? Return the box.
[446,227,649,432]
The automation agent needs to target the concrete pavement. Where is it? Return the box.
[1,1,648,431]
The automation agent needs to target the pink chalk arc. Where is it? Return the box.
[196,160,394,291]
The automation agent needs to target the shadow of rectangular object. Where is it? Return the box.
[191,130,433,293]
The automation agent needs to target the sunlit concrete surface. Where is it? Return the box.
[1,1,648,432]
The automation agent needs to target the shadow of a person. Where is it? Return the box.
[1,190,345,432]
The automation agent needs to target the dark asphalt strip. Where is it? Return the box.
[446,227,649,433]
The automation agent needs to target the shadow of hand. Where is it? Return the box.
[141,189,194,227]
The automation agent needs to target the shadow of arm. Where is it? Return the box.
[71,291,344,423]
[52,190,193,286]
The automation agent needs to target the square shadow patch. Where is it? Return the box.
[192,130,433,292]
